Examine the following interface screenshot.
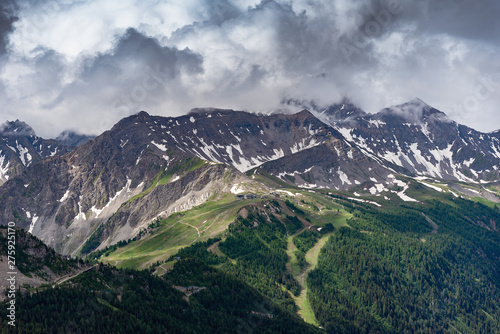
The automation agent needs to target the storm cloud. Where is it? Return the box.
[0,0,18,59]
[0,0,499,137]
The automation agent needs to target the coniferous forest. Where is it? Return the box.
[308,198,500,333]
[1,194,500,333]
[0,261,319,334]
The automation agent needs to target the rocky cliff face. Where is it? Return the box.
[141,108,332,172]
[259,136,390,190]
[0,112,252,255]
[126,108,394,190]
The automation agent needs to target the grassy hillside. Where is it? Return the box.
[100,193,262,269]
[99,185,353,269]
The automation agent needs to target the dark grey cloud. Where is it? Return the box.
[77,28,203,89]
[411,0,500,42]
[41,28,205,135]
[0,0,17,56]
[208,0,243,25]
[0,24,205,136]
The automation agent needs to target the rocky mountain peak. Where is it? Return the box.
[380,98,449,124]
[0,119,78,183]
[489,129,500,136]
[134,110,151,120]
[0,120,36,137]
[55,130,94,147]
[294,109,315,118]
[321,98,367,122]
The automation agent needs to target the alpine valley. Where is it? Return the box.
[1,99,500,333]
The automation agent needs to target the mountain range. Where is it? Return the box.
[1,99,499,256]
[323,98,500,183]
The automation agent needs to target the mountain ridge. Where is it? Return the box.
[0,120,94,185]
[323,99,500,183]
[2,100,500,256]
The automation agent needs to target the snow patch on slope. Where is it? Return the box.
[59,190,70,202]
[91,178,134,218]
[276,189,298,197]
[290,137,321,154]
[16,141,31,166]
[28,215,39,233]
[337,168,352,185]
[418,181,443,192]
[396,184,418,202]
[230,184,245,194]
[151,141,167,152]
[74,196,86,221]
[0,153,10,182]
[348,197,382,207]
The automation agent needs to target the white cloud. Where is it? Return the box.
[0,0,499,137]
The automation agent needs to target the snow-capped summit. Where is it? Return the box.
[325,98,500,182]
